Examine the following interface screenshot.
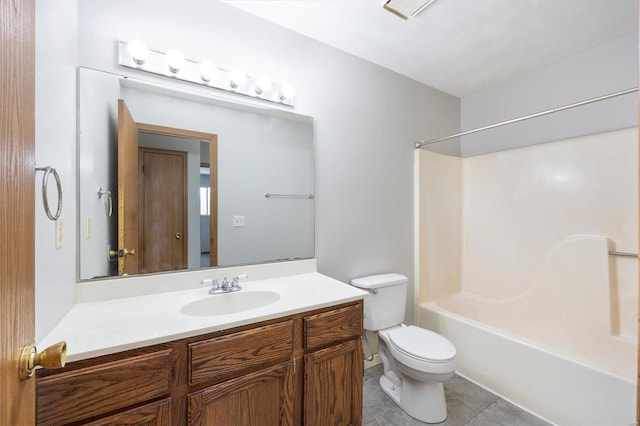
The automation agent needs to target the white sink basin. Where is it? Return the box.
[180,290,280,316]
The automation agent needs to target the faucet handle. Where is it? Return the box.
[231,274,247,291]
[210,279,221,294]
[202,278,220,294]
[232,274,248,283]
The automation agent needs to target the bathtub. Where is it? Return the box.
[419,299,636,425]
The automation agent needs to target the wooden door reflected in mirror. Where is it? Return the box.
[117,99,218,276]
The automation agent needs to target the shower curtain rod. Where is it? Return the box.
[414,87,638,149]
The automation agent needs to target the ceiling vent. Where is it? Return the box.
[383,0,438,20]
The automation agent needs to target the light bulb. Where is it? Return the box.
[166,49,185,74]
[200,61,217,83]
[229,69,246,89]
[127,39,149,66]
[279,83,296,101]
[255,75,272,95]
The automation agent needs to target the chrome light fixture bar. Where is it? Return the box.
[118,40,296,107]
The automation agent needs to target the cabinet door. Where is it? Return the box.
[188,361,294,426]
[304,339,363,426]
[82,398,171,426]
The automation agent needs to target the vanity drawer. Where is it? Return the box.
[189,319,294,385]
[304,303,362,351]
[36,349,172,425]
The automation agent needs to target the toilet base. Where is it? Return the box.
[379,374,448,424]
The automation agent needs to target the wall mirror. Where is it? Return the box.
[78,67,315,280]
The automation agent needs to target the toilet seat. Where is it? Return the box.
[382,326,456,374]
[389,326,456,363]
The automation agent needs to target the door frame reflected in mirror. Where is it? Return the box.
[131,123,218,273]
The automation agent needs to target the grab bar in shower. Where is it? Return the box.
[609,251,638,258]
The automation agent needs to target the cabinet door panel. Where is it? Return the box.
[304,340,363,426]
[82,398,172,426]
[189,361,294,426]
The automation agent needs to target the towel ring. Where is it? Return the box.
[97,187,113,217]
[35,166,62,221]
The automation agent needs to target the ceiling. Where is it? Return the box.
[224,0,638,97]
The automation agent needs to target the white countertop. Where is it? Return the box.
[39,272,368,362]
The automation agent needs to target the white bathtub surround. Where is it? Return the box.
[39,267,367,362]
[417,128,638,424]
[437,235,635,378]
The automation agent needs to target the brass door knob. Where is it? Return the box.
[19,341,67,380]
[175,233,182,239]
[109,248,136,258]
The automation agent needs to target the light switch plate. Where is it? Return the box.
[55,216,64,248]
[233,215,245,227]
[86,216,92,239]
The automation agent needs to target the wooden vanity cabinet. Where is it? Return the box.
[36,300,363,426]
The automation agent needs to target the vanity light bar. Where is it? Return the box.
[117,41,295,107]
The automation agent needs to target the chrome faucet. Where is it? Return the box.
[220,277,231,292]
[201,274,248,294]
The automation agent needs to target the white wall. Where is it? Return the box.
[35,0,78,342]
[34,0,459,339]
[461,34,638,156]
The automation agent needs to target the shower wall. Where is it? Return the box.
[417,149,462,302]
[418,127,638,374]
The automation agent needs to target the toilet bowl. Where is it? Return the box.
[351,273,456,424]
[377,325,456,423]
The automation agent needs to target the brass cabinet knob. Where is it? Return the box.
[19,341,67,380]
[175,233,182,239]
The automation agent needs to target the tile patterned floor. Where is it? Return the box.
[363,364,551,426]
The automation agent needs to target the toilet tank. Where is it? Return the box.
[351,273,407,331]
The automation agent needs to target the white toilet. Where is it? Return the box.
[351,273,456,424]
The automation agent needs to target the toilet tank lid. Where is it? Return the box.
[350,273,408,289]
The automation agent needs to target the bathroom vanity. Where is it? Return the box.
[35,270,366,425]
